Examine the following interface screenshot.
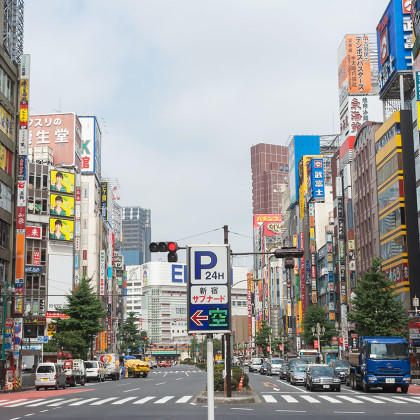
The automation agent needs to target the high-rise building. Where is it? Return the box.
[121,206,151,265]
[251,143,289,215]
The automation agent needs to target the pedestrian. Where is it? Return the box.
[21,361,26,371]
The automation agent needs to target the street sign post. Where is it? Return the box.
[187,244,231,334]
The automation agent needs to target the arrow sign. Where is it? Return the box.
[191,310,208,327]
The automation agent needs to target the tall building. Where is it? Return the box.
[251,143,289,215]
[121,206,151,265]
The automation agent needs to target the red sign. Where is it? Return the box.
[16,206,26,230]
[5,318,13,328]
[33,250,40,265]
[403,0,411,14]
[332,336,337,341]
[46,311,68,319]
[339,337,344,345]
[75,188,81,202]
[314,340,319,349]
[26,226,42,239]
[279,345,283,351]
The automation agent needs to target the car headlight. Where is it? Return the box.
[333,378,341,383]
[368,376,377,382]
[312,378,320,383]
[402,376,411,383]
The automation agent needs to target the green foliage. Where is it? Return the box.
[120,312,146,354]
[302,305,335,348]
[199,338,222,360]
[347,258,409,337]
[255,321,272,357]
[190,336,199,359]
[52,276,106,359]
[213,365,248,391]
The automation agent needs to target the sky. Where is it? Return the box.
[24,0,389,268]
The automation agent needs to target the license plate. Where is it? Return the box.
[386,378,395,384]
[323,385,330,388]
[42,378,48,381]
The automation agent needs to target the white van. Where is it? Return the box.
[85,360,106,382]
[249,357,263,372]
[35,363,66,390]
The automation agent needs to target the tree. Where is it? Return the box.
[190,336,199,359]
[255,321,272,357]
[272,328,292,356]
[50,276,106,359]
[347,258,409,337]
[302,305,335,348]
[199,337,222,360]
[120,312,142,354]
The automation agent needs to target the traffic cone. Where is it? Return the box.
[237,375,244,390]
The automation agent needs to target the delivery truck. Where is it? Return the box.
[98,353,120,381]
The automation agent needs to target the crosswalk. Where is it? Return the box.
[261,393,420,405]
[0,395,194,408]
[151,370,201,374]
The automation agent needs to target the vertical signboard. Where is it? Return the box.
[101,181,108,221]
[100,250,106,296]
[247,273,252,348]
[187,245,231,333]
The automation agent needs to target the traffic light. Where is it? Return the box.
[273,247,304,269]
[149,242,179,262]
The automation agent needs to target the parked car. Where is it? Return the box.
[165,360,172,367]
[35,363,66,390]
[151,360,158,369]
[305,364,341,392]
[267,358,285,376]
[290,365,306,386]
[85,360,106,382]
[249,357,263,372]
[279,362,289,380]
[158,360,167,367]
[287,358,308,382]
[260,359,268,375]
[331,360,350,383]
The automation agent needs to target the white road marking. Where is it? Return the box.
[301,395,320,403]
[155,396,174,404]
[111,397,137,405]
[48,398,81,406]
[392,396,420,404]
[0,399,27,406]
[337,395,365,404]
[231,408,254,410]
[395,413,420,416]
[318,395,342,404]
[6,399,45,407]
[69,398,99,406]
[262,395,277,403]
[273,388,280,391]
[334,411,365,414]
[176,378,183,381]
[27,398,64,407]
[356,395,386,404]
[124,387,141,392]
[24,414,35,417]
[133,396,156,404]
[175,396,193,403]
[280,395,299,403]
[90,397,118,405]
[375,396,407,404]
[156,382,166,385]
[276,409,306,413]
[163,372,168,378]
[185,372,189,376]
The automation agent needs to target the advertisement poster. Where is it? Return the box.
[49,218,74,241]
[50,193,75,218]
[50,170,75,194]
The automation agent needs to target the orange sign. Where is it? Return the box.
[16,233,25,278]
[346,35,372,94]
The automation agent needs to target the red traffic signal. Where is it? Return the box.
[149,242,178,262]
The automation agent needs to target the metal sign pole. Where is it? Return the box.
[207,334,214,420]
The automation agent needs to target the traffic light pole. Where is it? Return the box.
[224,225,232,398]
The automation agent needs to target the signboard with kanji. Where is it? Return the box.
[187,244,231,334]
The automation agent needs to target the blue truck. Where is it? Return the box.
[348,336,411,393]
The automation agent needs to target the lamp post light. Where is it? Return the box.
[312,323,325,363]
[413,296,419,316]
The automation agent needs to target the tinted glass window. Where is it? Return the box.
[85,362,98,368]
[37,365,55,373]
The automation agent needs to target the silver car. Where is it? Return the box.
[290,365,306,385]
[35,363,66,390]
[267,358,285,376]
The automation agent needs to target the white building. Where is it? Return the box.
[125,262,248,344]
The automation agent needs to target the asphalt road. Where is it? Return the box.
[0,365,420,419]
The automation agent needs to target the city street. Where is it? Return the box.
[1,365,420,419]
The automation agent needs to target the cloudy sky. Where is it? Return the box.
[24,0,388,267]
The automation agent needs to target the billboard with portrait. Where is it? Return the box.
[50,170,75,194]
[49,218,74,241]
[50,194,75,218]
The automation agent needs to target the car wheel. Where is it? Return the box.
[310,383,314,392]
[362,380,370,393]
[401,386,409,394]
[62,381,66,389]
[36,386,40,391]
[81,377,86,386]
[291,381,294,386]
[55,383,59,390]
[336,386,341,392]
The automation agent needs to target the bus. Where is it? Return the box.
[298,349,321,364]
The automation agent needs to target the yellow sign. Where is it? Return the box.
[50,170,75,194]
[50,218,74,241]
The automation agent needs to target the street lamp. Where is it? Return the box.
[413,296,419,315]
[312,323,325,363]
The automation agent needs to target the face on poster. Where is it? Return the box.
[49,218,74,241]
[50,194,75,218]
[50,170,75,194]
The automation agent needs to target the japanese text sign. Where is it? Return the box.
[187,244,231,333]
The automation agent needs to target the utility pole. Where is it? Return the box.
[224,225,232,398]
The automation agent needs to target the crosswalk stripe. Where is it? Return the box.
[337,395,364,404]
[262,395,277,403]
[155,396,174,404]
[27,398,64,407]
[6,399,45,407]
[175,395,193,403]
[90,397,118,405]
[318,395,342,404]
[69,398,99,406]
[356,396,386,404]
[134,396,156,404]
[375,396,407,404]
[112,397,137,405]
[280,395,299,403]
[0,399,27,406]
[392,396,420,404]
[301,396,320,403]
[48,398,81,406]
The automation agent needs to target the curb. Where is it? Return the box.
[195,384,261,405]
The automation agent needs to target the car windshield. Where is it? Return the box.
[271,359,284,364]
[252,358,263,364]
[367,342,409,360]
[85,362,98,368]
[311,367,334,376]
[334,360,350,368]
[37,365,54,373]
[290,359,307,368]
[294,366,306,372]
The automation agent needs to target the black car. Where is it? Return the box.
[279,362,289,380]
[305,365,341,392]
[331,360,350,383]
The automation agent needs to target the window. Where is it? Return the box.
[0,219,10,248]
[378,180,401,212]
